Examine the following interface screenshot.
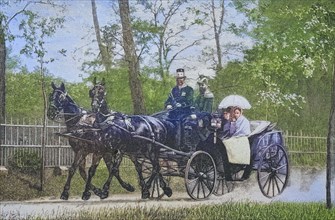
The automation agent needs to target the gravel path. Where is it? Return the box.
[1,167,334,219]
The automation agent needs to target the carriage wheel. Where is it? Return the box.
[185,151,216,200]
[257,144,289,198]
[213,171,234,196]
[212,153,234,196]
[140,158,170,200]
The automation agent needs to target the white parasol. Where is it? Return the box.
[218,95,252,109]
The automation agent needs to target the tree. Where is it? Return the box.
[118,0,146,114]
[0,0,65,140]
[138,0,206,81]
[91,0,112,72]
[0,12,5,143]
[196,0,226,71]
[237,0,335,207]
[0,1,32,142]
[11,1,65,190]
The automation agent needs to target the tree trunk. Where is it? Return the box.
[118,0,146,114]
[40,63,47,191]
[0,21,6,143]
[91,0,112,72]
[326,59,335,208]
[211,0,224,71]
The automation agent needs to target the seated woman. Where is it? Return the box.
[230,106,251,137]
[217,107,233,139]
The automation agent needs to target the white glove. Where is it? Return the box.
[176,103,182,107]
[166,105,173,110]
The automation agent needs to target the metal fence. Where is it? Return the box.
[0,118,328,168]
[0,118,73,167]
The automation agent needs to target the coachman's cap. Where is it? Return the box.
[176,68,186,78]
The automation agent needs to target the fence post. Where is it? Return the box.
[0,117,8,175]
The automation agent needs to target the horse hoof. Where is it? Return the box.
[60,192,69,200]
[93,188,103,197]
[125,184,135,192]
[82,191,91,200]
[164,187,172,197]
[100,191,109,199]
[141,190,150,199]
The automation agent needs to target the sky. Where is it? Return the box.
[6,0,253,85]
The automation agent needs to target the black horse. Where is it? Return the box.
[85,79,176,199]
[89,80,216,199]
[47,82,134,200]
[85,78,136,199]
[48,82,172,199]
[94,111,175,199]
[89,77,109,115]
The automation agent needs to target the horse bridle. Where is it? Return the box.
[49,89,84,123]
[90,84,107,112]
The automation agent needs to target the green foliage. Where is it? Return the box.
[66,82,92,110]
[87,68,133,113]
[221,0,335,134]
[141,67,175,114]
[6,71,60,118]
[8,149,41,175]
[87,67,175,114]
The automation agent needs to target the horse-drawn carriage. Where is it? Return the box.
[139,109,289,200]
[47,82,289,201]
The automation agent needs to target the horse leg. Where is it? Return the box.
[61,151,86,200]
[146,147,172,198]
[130,156,150,199]
[111,151,135,192]
[82,153,102,200]
[77,155,102,198]
[100,151,135,199]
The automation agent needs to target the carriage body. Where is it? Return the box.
[148,111,290,200]
[192,118,290,199]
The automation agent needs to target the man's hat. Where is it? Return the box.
[197,75,208,85]
[176,68,186,78]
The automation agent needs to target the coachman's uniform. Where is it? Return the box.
[165,85,194,108]
[164,68,194,108]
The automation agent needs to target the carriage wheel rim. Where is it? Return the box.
[184,151,217,200]
[257,144,289,198]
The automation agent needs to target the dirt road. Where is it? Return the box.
[1,167,334,219]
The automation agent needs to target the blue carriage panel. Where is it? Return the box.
[251,130,284,169]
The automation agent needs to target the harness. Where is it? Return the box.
[50,89,86,124]
[101,113,169,144]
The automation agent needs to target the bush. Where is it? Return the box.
[8,149,42,175]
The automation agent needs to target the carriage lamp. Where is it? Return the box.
[189,114,197,120]
[211,118,222,129]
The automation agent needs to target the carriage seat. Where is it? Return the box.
[248,120,271,137]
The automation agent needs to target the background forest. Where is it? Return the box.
[1,0,333,135]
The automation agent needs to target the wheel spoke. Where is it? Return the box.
[276,152,285,164]
[200,181,206,198]
[260,172,271,180]
[272,176,276,197]
[191,178,200,195]
[266,176,272,196]
[275,172,286,185]
[274,174,281,194]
